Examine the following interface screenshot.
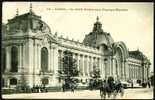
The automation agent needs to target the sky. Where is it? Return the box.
[2,2,154,72]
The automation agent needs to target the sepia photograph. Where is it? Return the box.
[1,2,154,99]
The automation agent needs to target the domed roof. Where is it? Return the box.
[6,9,51,34]
[83,16,114,47]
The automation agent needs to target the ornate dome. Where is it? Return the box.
[83,16,114,47]
[6,8,51,34]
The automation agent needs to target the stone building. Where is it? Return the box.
[1,7,151,88]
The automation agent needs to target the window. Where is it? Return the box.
[10,78,17,85]
[41,47,48,72]
[11,46,18,72]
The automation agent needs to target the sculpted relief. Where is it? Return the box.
[32,19,50,33]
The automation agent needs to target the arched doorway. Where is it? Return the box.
[115,48,123,79]
[41,47,48,72]
[11,46,18,72]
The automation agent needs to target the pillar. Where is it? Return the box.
[38,44,41,73]
[6,46,11,72]
[76,54,79,71]
[82,55,85,76]
[89,56,93,72]
[87,56,89,77]
[18,44,22,72]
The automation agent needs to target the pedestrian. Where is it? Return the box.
[148,81,151,88]
[62,83,65,92]
[36,85,39,93]
[131,82,133,88]
[71,84,74,92]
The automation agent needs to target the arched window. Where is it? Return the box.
[10,78,17,85]
[11,46,18,72]
[41,47,48,72]
[115,48,123,78]
[2,48,6,73]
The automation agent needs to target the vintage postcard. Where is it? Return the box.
[2,2,154,99]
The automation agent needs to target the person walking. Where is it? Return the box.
[100,80,107,99]
[148,80,151,88]
[71,83,74,93]
[62,82,65,92]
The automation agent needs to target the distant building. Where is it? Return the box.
[1,7,151,88]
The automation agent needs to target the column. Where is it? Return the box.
[124,61,128,80]
[135,65,136,79]
[132,65,134,79]
[112,58,115,77]
[138,66,141,80]
[38,45,41,71]
[57,49,61,72]
[79,55,82,76]
[53,47,58,75]
[73,53,76,73]
[84,55,87,76]
[49,46,51,72]
[18,44,22,72]
[109,57,111,76]
[116,60,120,77]
[136,66,137,79]
[21,44,24,71]
[104,58,107,79]
[101,57,104,78]
[93,57,95,71]
[87,56,90,77]
[49,46,53,72]
[98,58,101,76]
[99,58,102,77]
[82,55,85,76]
[133,65,134,79]
[144,66,146,81]
[130,65,132,79]
[122,60,124,80]
[76,54,79,71]
[7,79,10,87]
[89,56,92,74]
[33,41,36,85]
[128,64,130,79]
[135,65,137,79]
[6,46,11,72]
[37,44,40,73]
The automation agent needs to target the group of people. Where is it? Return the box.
[100,77,124,99]
[62,82,77,92]
[31,85,48,93]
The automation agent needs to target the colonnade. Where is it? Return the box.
[58,49,102,78]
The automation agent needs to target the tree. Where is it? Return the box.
[90,65,100,79]
[58,50,79,90]
[89,66,101,89]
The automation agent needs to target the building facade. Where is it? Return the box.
[2,8,151,88]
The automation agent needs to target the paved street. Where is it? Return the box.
[3,87,153,99]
